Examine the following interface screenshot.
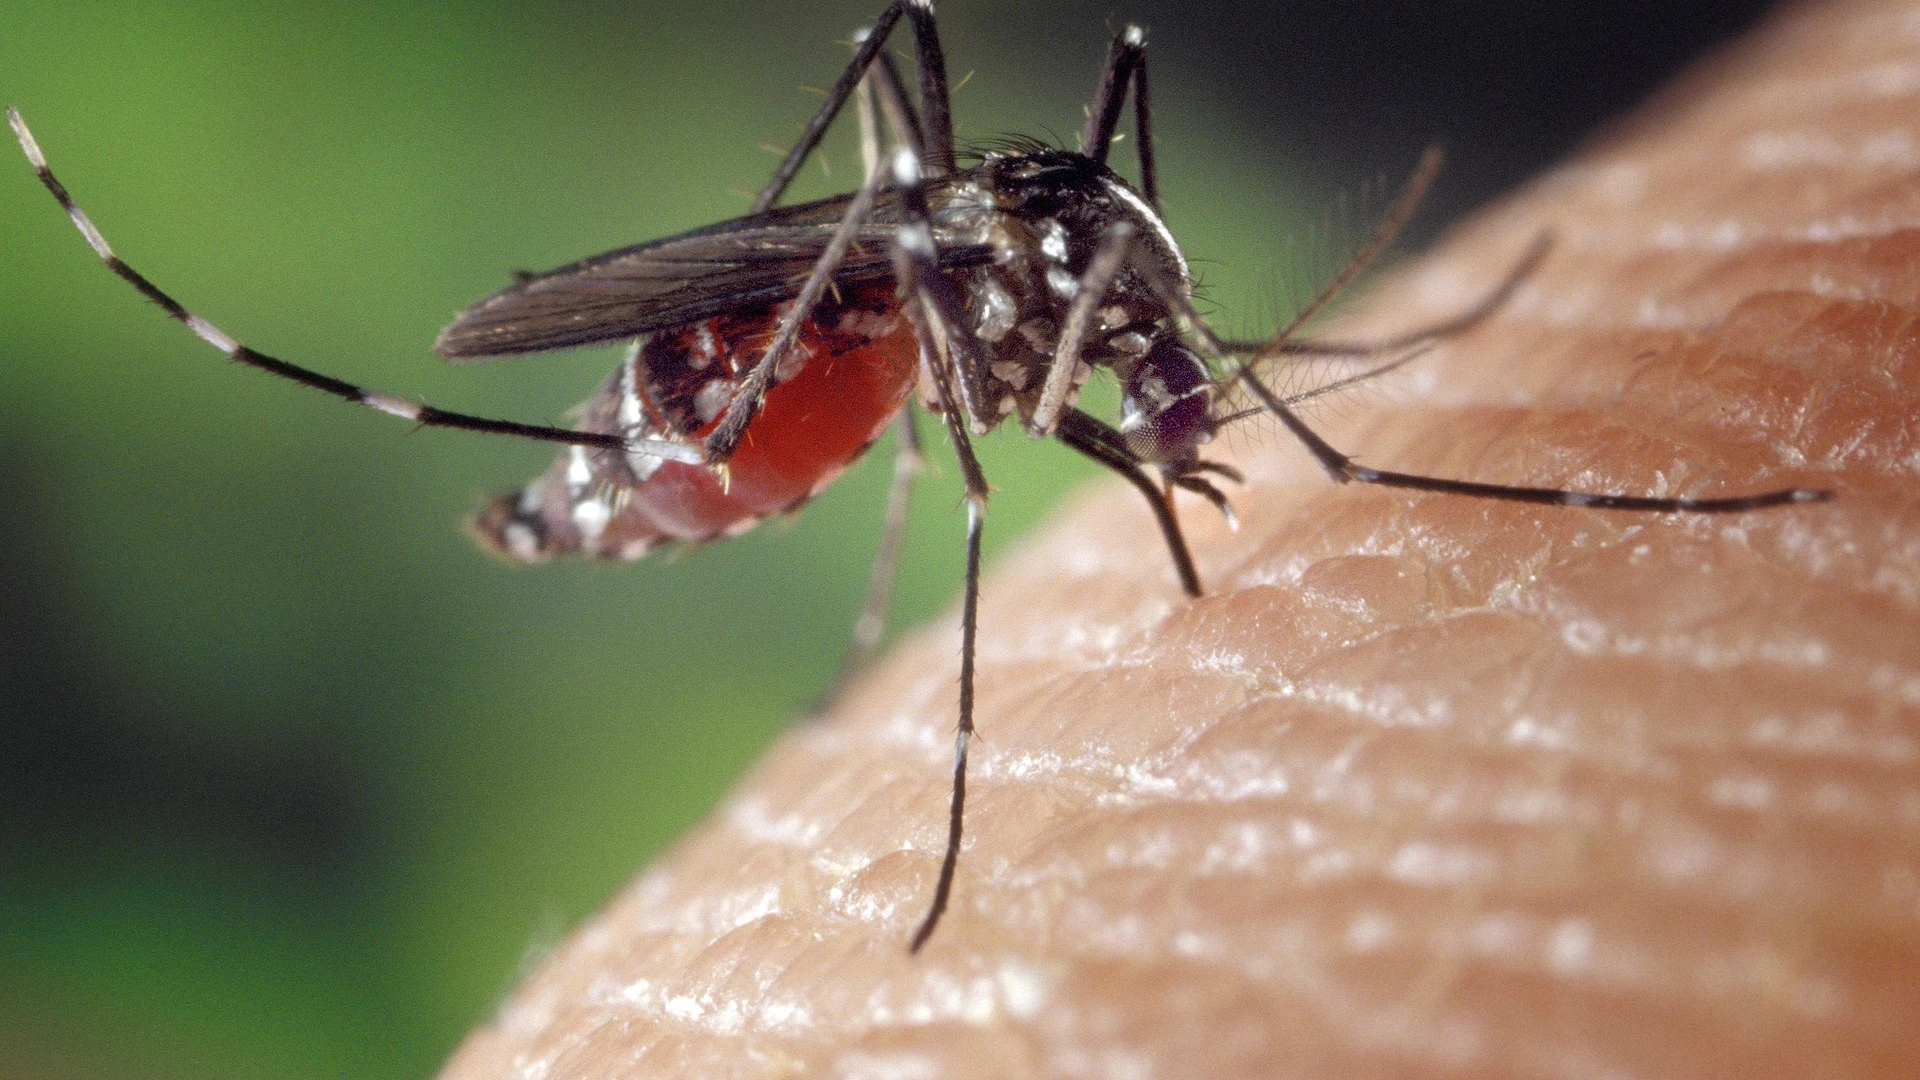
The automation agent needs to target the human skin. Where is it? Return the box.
[439,0,1920,1076]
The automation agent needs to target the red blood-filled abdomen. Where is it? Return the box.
[474,282,918,562]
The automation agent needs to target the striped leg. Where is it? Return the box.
[884,144,995,954]
[8,108,700,463]
[1089,145,1833,516]
[1231,360,1833,512]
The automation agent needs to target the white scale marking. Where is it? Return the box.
[626,438,704,465]
[69,207,113,260]
[501,522,540,562]
[9,108,48,169]
[362,393,420,421]
[695,379,736,425]
[617,348,645,430]
[1039,218,1070,262]
[565,445,594,493]
[899,225,935,256]
[572,496,611,542]
[1102,177,1190,287]
[12,111,113,262]
[690,324,719,369]
[187,316,239,355]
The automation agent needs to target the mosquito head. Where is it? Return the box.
[1118,335,1215,466]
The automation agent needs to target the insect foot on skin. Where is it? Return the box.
[8,0,1831,954]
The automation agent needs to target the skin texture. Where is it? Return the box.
[439,1,1920,1076]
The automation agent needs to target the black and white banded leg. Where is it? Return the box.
[1234,364,1833,512]
[884,145,999,953]
[890,149,998,434]
[752,7,982,950]
[853,29,926,179]
[890,293,988,956]
[8,107,699,465]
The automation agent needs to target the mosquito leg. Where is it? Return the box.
[7,108,668,458]
[703,147,893,465]
[1169,470,1238,529]
[754,1,908,211]
[902,0,957,176]
[1077,24,1162,209]
[1030,222,1134,435]
[718,23,944,468]
[888,146,994,953]
[895,305,987,955]
[901,388,985,954]
[889,149,996,434]
[908,489,983,954]
[1129,30,1160,211]
[1080,25,1143,166]
[853,406,924,661]
[855,29,927,164]
[1055,409,1203,597]
[829,35,926,686]
[856,48,883,181]
[1233,361,1834,512]
[1124,232,1830,514]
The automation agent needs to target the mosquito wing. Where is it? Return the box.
[434,187,993,360]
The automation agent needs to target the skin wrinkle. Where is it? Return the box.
[441,1,1920,1077]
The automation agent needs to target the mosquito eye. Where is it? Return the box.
[1120,337,1214,463]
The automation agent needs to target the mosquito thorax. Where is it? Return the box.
[939,148,1194,424]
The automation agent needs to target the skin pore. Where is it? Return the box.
[439,1,1919,1076]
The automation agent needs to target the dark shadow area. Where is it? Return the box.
[0,427,370,892]
[998,0,1774,230]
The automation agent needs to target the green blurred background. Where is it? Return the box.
[2,2,1769,1076]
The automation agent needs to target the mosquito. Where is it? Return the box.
[9,0,1831,954]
